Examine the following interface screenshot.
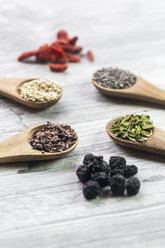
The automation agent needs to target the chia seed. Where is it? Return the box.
[93,67,137,89]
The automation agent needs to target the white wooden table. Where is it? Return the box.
[0,0,165,247]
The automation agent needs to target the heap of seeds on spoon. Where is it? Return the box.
[18,78,61,103]
[93,67,137,89]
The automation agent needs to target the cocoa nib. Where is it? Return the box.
[30,122,77,153]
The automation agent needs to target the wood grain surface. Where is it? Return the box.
[0,0,165,247]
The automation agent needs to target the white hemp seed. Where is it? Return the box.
[18,78,61,103]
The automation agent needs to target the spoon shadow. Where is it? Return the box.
[17,152,80,174]
[0,95,64,114]
[119,145,165,163]
[18,59,46,65]
[97,93,165,110]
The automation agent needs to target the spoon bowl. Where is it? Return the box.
[106,116,165,156]
[92,76,165,106]
[0,78,62,109]
[0,124,78,164]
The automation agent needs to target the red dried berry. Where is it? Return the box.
[57,30,68,40]
[69,36,78,45]
[67,54,81,62]
[18,50,39,61]
[51,38,68,46]
[87,50,94,62]
[49,63,68,72]
[36,44,52,63]
[18,30,93,72]
[51,46,66,61]
[59,44,83,54]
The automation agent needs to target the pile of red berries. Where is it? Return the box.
[18,30,94,72]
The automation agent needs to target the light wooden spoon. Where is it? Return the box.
[0,124,78,164]
[0,78,62,109]
[92,76,165,106]
[106,116,165,155]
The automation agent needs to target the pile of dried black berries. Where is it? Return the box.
[76,154,141,200]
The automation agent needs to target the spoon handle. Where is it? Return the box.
[0,133,24,163]
[146,127,165,154]
[0,129,32,163]
[131,78,165,105]
[0,78,26,97]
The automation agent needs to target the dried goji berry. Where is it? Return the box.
[67,54,81,62]
[60,44,83,54]
[51,38,68,46]
[36,44,52,63]
[51,46,65,58]
[50,46,68,63]
[57,30,68,40]
[87,50,94,62]
[18,30,94,72]
[69,45,82,54]
[49,63,68,72]
[18,50,39,61]
[69,36,78,45]
[55,56,68,64]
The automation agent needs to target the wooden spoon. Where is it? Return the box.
[0,78,62,109]
[0,124,78,164]
[92,76,165,106]
[106,116,165,155]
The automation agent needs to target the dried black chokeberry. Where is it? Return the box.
[93,155,103,164]
[110,168,124,177]
[90,160,110,174]
[76,153,140,200]
[109,176,114,187]
[83,181,101,200]
[126,177,140,195]
[76,164,91,183]
[83,153,94,165]
[109,156,126,170]
[91,172,109,188]
[124,165,138,178]
[111,175,126,196]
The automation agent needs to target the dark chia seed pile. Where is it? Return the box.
[93,67,137,89]
[30,121,77,153]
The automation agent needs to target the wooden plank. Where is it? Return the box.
[0,0,165,247]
